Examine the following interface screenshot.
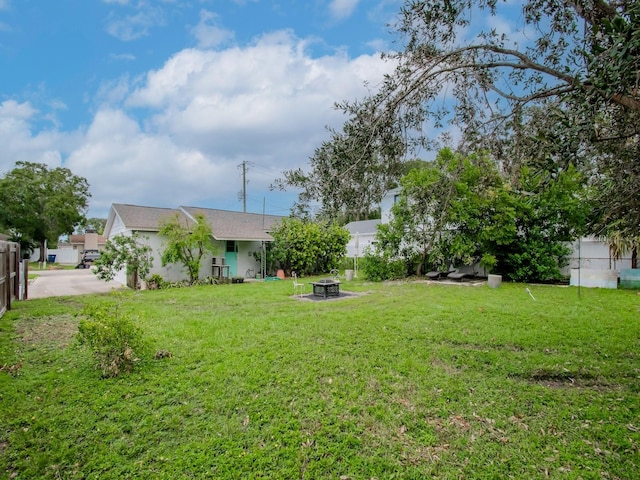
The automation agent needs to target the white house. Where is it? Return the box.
[103,204,284,286]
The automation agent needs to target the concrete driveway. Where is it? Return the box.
[28,268,127,299]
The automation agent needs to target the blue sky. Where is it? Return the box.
[0,0,401,218]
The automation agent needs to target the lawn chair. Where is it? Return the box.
[330,269,342,282]
[292,272,305,297]
[447,270,476,281]
[425,270,448,280]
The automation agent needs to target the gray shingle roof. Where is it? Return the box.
[109,204,285,241]
[344,219,381,235]
[111,204,191,232]
[181,206,283,241]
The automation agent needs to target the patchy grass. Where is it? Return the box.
[0,279,639,479]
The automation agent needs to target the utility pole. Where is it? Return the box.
[237,161,253,213]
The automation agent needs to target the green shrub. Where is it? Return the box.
[146,273,165,290]
[77,304,147,378]
[339,256,356,271]
[360,254,406,281]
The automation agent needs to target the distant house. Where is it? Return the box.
[68,233,107,254]
[29,232,107,265]
[344,219,380,258]
[103,204,284,285]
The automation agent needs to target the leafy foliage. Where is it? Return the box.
[159,212,217,284]
[93,233,154,288]
[270,217,350,275]
[77,303,147,378]
[497,165,589,281]
[360,248,408,281]
[75,217,107,235]
[0,161,90,261]
[369,148,589,282]
[338,0,640,238]
[273,97,406,221]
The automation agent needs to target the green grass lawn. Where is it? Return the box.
[1,279,639,479]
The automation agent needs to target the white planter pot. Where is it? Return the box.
[487,274,502,289]
[344,269,354,281]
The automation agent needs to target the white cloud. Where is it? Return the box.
[0,0,10,10]
[126,31,393,173]
[0,100,80,173]
[65,109,228,214]
[2,31,394,216]
[105,6,166,41]
[329,0,360,20]
[190,9,235,48]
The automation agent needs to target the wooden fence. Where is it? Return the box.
[0,241,21,318]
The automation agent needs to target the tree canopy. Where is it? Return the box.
[272,97,407,221]
[0,161,90,261]
[342,0,639,237]
[76,217,107,235]
[368,148,589,282]
[270,217,350,276]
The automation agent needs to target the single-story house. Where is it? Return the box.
[104,203,285,285]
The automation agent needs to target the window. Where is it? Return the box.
[226,240,236,253]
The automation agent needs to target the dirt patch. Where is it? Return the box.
[16,315,78,348]
[516,371,621,390]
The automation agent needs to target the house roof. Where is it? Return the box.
[109,204,189,232]
[344,219,381,235]
[105,203,284,242]
[181,206,283,241]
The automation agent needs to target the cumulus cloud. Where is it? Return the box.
[65,108,226,214]
[2,30,393,216]
[329,0,360,20]
[191,10,235,48]
[0,100,80,173]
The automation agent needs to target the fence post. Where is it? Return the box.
[23,260,29,300]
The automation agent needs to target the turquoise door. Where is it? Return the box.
[224,240,238,276]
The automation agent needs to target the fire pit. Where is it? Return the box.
[311,279,340,298]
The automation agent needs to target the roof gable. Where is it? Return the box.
[110,204,190,232]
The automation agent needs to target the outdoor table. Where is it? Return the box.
[311,279,340,298]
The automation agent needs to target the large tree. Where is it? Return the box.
[345,0,639,236]
[0,161,90,261]
[76,217,107,235]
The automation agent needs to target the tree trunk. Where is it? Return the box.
[632,246,637,269]
[38,238,46,263]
